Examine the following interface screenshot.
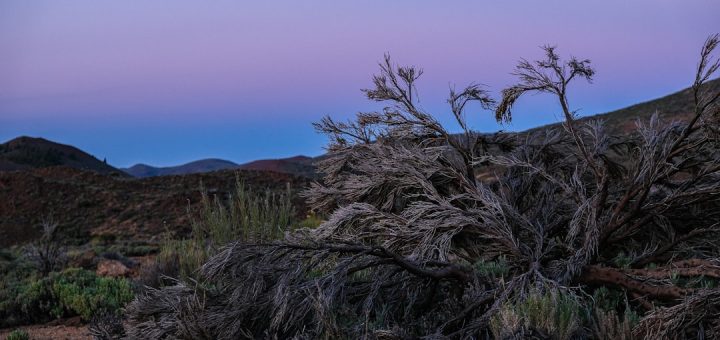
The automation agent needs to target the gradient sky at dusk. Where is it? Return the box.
[1,1,718,167]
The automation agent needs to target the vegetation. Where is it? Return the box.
[121,35,720,338]
[0,264,133,327]
[1,221,133,329]
[26,217,67,276]
[5,329,29,340]
[149,177,295,282]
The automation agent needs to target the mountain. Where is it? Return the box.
[0,136,126,176]
[123,155,318,178]
[123,159,239,177]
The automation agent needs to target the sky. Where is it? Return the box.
[1,1,719,167]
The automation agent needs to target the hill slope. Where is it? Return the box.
[0,166,309,247]
[0,136,125,176]
[123,159,239,177]
[238,155,318,178]
[529,78,720,134]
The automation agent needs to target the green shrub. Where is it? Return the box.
[0,268,134,327]
[0,250,40,327]
[51,268,134,320]
[5,329,29,340]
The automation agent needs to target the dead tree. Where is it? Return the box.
[124,35,720,339]
[27,217,66,276]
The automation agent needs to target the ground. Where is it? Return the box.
[0,317,91,340]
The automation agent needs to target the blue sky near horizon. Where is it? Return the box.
[1,1,719,167]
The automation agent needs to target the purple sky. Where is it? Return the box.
[1,1,718,167]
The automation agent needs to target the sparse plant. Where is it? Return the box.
[27,217,67,276]
[125,35,720,338]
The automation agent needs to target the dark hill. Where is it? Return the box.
[238,155,318,179]
[0,136,126,176]
[123,159,239,177]
[124,155,318,178]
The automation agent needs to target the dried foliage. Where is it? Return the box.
[125,35,720,339]
[26,217,67,276]
[88,311,126,340]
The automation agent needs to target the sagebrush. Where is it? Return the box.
[125,35,720,339]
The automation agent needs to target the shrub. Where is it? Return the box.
[26,218,66,276]
[5,329,29,340]
[0,268,133,327]
[0,250,40,327]
[125,36,720,338]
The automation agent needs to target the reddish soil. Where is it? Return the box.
[0,317,91,340]
[0,166,310,247]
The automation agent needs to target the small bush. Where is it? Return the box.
[5,329,29,340]
[0,268,134,327]
[26,218,66,276]
[53,268,134,320]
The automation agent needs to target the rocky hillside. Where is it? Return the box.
[0,166,309,247]
[0,136,126,176]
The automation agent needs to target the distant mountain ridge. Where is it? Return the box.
[122,155,318,178]
[0,136,126,176]
[122,158,240,177]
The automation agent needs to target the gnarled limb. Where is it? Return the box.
[578,265,691,300]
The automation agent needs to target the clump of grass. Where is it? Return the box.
[589,287,640,339]
[490,289,582,340]
[155,176,296,281]
[5,329,29,340]
[591,308,638,340]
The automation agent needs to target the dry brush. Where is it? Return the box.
[124,35,720,339]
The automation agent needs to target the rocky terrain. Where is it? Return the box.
[0,166,309,247]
